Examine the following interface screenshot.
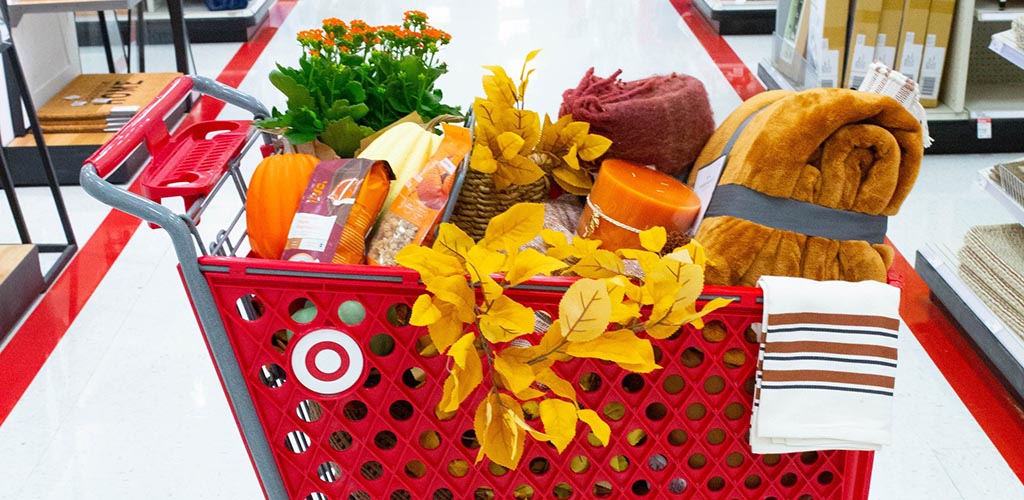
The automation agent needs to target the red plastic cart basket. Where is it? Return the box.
[81,76,874,500]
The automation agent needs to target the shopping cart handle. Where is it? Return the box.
[84,75,271,179]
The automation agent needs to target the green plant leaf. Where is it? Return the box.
[269,69,315,110]
[319,117,372,157]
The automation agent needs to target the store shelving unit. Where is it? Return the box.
[758,0,1024,154]
[916,164,1024,403]
[76,0,271,44]
[0,0,78,338]
[916,241,1024,403]
[692,0,777,35]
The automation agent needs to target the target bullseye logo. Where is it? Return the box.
[291,328,364,396]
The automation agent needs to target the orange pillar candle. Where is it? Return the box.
[577,159,702,251]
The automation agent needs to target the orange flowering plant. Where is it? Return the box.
[257,11,459,156]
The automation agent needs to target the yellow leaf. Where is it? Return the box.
[551,166,594,196]
[426,275,477,323]
[518,68,535,104]
[473,98,502,128]
[505,248,569,286]
[482,203,546,253]
[542,229,575,260]
[496,132,526,161]
[410,294,441,326]
[535,368,577,402]
[475,392,526,469]
[571,236,602,258]
[539,399,579,453]
[639,227,667,253]
[440,333,483,412]
[558,121,589,148]
[427,300,465,352]
[680,239,709,266]
[565,329,659,372]
[617,248,661,280]
[470,143,498,174]
[395,245,466,282]
[494,351,535,394]
[610,298,641,326]
[570,249,625,279]
[467,244,507,302]
[480,295,535,343]
[538,319,571,361]
[515,387,546,400]
[434,223,474,261]
[538,113,573,152]
[688,297,733,329]
[493,155,545,191]
[577,409,610,446]
[562,144,580,170]
[559,278,611,342]
[482,65,518,108]
[497,108,541,155]
[578,133,612,162]
[541,228,568,248]
[520,49,541,78]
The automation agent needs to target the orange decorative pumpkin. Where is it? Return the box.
[246,153,320,259]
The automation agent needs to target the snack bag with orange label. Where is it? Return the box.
[283,158,394,264]
[367,123,472,265]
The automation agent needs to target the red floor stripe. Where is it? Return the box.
[0,0,298,426]
[668,0,765,100]
[890,251,1024,482]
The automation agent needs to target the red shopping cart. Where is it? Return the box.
[81,76,874,500]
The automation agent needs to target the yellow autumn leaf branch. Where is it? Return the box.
[394,204,728,469]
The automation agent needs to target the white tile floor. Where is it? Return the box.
[1,0,1023,499]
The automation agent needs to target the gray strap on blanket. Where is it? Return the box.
[705,185,888,244]
[698,105,889,245]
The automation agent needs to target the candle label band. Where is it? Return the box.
[703,184,889,245]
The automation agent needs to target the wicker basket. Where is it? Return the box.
[998,159,1024,209]
[448,168,550,239]
[1014,15,1024,50]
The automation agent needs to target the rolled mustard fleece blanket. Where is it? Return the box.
[687,88,922,287]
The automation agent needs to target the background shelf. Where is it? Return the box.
[975,0,1024,22]
[916,245,1024,404]
[692,0,776,35]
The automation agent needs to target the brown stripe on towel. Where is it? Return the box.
[765,341,898,360]
[762,369,896,389]
[768,312,900,331]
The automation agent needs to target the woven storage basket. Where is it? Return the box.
[448,168,550,239]
[998,160,1024,209]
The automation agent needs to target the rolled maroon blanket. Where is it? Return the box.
[560,68,715,178]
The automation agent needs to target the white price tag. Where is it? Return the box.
[977,116,992,140]
[287,213,338,252]
[689,155,728,236]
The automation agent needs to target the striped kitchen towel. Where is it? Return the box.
[750,276,901,454]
